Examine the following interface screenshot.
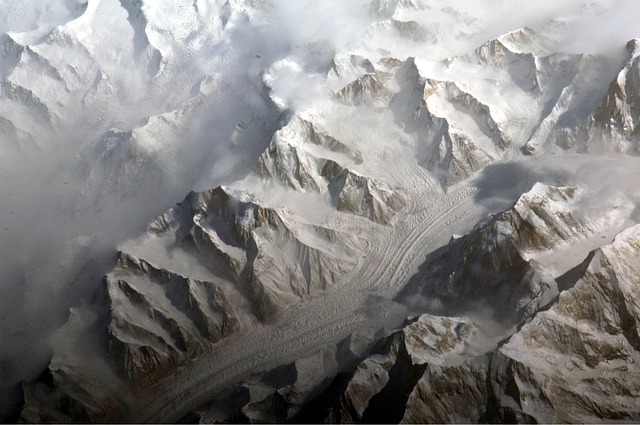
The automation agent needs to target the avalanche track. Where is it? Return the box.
[124,177,484,423]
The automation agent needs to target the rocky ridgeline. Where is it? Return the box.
[255,116,404,224]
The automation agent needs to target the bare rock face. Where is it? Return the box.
[0,80,59,129]
[332,314,477,423]
[0,34,24,79]
[12,3,640,422]
[428,224,640,424]
[425,125,495,186]
[385,57,511,186]
[545,39,640,154]
[390,19,438,43]
[322,160,406,225]
[147,185,365,319]
[501,184,599,251]
[17,180,369,422]
[342,54,511,187]
[332,41,607,187]
[255,130,325,192]
[255,116,363,192]
[317,314,486,424]
[467,39,539,92]
[336,73,394,108]
[428,29,618,158]
[284,116,364,165]
[522,52,603,154]
[104,251,251,387]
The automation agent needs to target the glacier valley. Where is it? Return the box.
[2,0,640,422]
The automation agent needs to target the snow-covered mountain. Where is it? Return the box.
[3,0,640,423]
[322,223,640,423]
[397,183,634,322]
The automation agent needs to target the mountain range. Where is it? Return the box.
[2,0,640,422]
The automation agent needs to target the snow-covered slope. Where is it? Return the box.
[495,224,640,422]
